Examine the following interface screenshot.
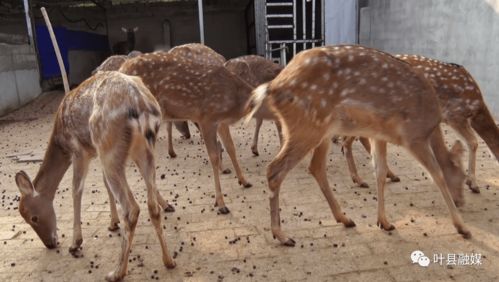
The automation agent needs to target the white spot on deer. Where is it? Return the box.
[348,55,354,62]
[359,78,367,85]
[382,63,388,69]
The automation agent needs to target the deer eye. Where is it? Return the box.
[31,216,39,223]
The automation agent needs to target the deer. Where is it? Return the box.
[341,54,499,193]
[224,55,284,156]
[119,44,253,214]
[163,43,227,159]
[15,71,176,281]
[245,45,471,247]
[112,27,138,55]
[93,51,143,74]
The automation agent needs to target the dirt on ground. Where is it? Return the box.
[0,91,498,281]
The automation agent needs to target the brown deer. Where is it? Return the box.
[15,71,175,281]
[93,51,143,74]
[112,27,138,55]
[119,44,253,214]
[224,55,284,156]
[342,55,499,193]
[245,45,470,246]
[164,43,227,158]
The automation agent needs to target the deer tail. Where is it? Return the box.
[244,83,269,125]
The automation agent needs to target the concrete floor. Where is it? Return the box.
[0,91,498,281]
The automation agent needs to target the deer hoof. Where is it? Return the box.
[108,223,120,232]
[222,168,231,174]
[466,180,480,194]
[165,261,177,269]
[458,228,472,239]
[164,204,175,213]
[282,238,296,247]
[168,151,177,158]
[358,182,369,188]
[251,147,259,156]
[105,271,124,282]
[239,181,252,188]
[343,219,356,228]
[218,206,230,214]
[69,246,83,258]
[390,176,401,182]
[377,221,396,231]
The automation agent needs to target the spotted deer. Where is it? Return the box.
[92,51,143,74]
[224,55,284,156]
[164,43,227,159]
[119,44,253,214]
[15,71,175,281]
[245,45,470,246]
[342,55,499,193]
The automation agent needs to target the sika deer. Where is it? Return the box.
[225,55,284,156]
[119,45,253,214]
[93,51,143,74]
[342,55,499,193]
[15,71,175,281]
[164,43,226,158]
[246,45,470,246]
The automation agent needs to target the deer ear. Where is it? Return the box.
[15,171,34,197]
[133,27,139,32]
[121,27,127,33]
[449,140,464,167]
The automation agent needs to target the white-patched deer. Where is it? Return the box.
[342,55,499,193]
[163,43,227,158]
[92,51,143,74]
[246,45,470,246]
[119,44,253,214]
[15,71,175,281]
[224,55,284,156]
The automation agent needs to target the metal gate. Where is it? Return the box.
[256,0,325,66]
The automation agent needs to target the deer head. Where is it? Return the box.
[15,171,58,249]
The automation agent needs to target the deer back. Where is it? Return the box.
[266,45,442,145]
[120,51,253,124]
[395,54,484,121]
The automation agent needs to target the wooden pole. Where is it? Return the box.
[40,7,70,94]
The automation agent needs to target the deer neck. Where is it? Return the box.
[128,33,135,50]
[33,132,71,201]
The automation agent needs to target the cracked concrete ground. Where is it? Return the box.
[0,91,498,281]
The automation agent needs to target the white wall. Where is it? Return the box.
[325,0,358,45]
[360,0,499,119]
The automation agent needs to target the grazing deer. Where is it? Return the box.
[342,55,499,193]
[112,27,138,55]
[119,44,253,214]
[15,71,175,281]
[245,45,470,246]
[224,55,284,156]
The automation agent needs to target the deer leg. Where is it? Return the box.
[450,120,479,193]
[103,174,120,231]
[218,123,252,188]
[199,123,229,214]
[102,165,140,282]
[407,141,471,239]
[133,146,176,269]
[371,139,395,231]
[218,140,231,174]
[69,152,91,256]
[308,139,355,227]
[342,136,369,188]
[166,122,177,158]
[267,137,320,246]
[275,120,284,147]
[251,118,263,156]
